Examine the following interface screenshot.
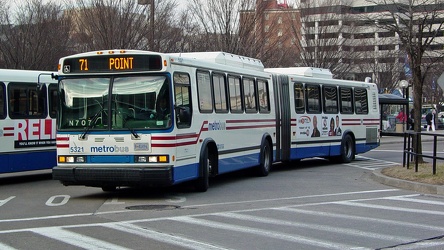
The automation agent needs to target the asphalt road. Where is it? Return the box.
[0,143,444,249]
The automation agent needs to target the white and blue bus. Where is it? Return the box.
[0,69,57,174]
[52,50,379,191]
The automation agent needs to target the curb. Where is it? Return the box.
[371,168,444,195]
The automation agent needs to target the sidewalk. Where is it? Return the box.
[380,129,444,144]
[372,129,444,195]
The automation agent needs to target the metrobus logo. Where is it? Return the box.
[90,145,130,153]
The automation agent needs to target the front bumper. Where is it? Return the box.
[52,166,174,187]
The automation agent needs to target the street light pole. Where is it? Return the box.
[399,80,410,130]
[138,0,155,50]
[150,0,154,51]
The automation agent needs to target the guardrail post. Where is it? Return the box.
[433,135,437,175]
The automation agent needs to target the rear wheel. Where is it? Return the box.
[339,134,355,163]
[257,140,272,176]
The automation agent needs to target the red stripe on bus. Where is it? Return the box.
[227,124,276,130]
[226,119,276,123]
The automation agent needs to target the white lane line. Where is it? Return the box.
[31,227,131,250]
[103,222,231,250]
[215,212,414,242]
[180,189,400,209]
[0,189,400,224]
[275,207,444,232]
[0,242,17,250]
[384,196,444,206]
[169,216,369,250]
[336,201,444,216]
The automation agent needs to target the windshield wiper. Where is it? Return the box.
[80,108,103,139]
[119,114,139,139]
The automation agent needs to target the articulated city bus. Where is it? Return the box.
[0,69,57,174]
[52,50,379,191]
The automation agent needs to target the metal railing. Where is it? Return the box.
[403,131,444,175]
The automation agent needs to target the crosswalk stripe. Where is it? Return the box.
[31,227,130,250]
[215,212,414,242]
[384,196,444,206]
[0,242,17,250]
[169,216,368,250]
[274,207,444,231]
[336,201,444,216]
[103,222,231,250]
[345,156,399,169]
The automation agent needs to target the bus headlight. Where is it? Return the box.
[135,155,169,163]
[58,156,85,163]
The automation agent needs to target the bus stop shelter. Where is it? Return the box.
[379,94,409,136]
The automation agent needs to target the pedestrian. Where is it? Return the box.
[409,108,414,130]
[396,108,406,123]
[426,109,436,132]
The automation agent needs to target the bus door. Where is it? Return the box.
[173,72,194,160]
[273,74,291,162]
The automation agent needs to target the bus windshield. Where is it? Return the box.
[58,75,171,131]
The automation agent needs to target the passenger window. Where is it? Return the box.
[340,87,353,114]
[323,86,338,114]
[213,73,228,113]
[228,75,243,113]
[8,83,46,119]
[197,70,213,112]
[354,88,368,114]
[48,84,58,118]
[174,72,192,128]
[0,83,5,119]
[306,84,321,113]
[294,82,305,114]
[243,77,257,112]
[257,79,270,113]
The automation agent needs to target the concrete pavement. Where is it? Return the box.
[371,130,444,195]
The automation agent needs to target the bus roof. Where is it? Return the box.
[0,69,56,83]
[170,52,264,71]
[265,67,333,79]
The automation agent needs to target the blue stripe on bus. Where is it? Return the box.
[0,150,56,173]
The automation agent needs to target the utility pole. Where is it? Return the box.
[138,0,155,50]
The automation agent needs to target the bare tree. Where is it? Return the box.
[356,43,404,92]
[0,0,71,70]
[187,0,255,53]
[187,0,298,67]
[69,0,181,52]
[367,0,444,162]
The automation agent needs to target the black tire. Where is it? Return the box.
[339,134,355,163]
[257,140,272,176]
[102,186,116,192]
[194,147,210,192]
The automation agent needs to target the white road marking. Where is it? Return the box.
[31,227,131,250]
[215,212,414,242]
[103,222,231,250]
[169,216,368,250]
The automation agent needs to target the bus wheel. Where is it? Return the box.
[257,140,272,177]
[194,147,211,192]
[339,134,355,163]
[102,186,116,192]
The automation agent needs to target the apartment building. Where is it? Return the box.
[240,0,301,67]
[244,0,444,98]
[300,0,444,92]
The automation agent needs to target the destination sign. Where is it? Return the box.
[62,55,162,73]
